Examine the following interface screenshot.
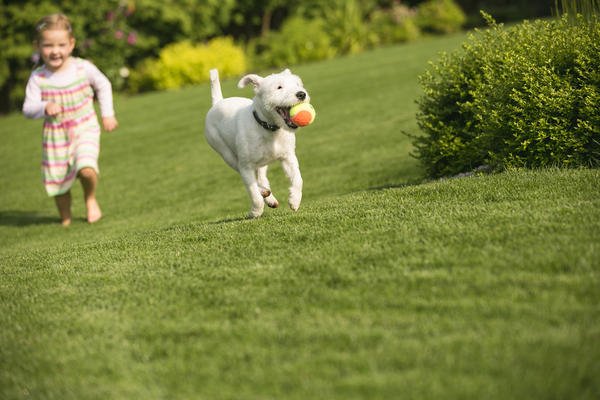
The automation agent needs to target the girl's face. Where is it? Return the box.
[37,29,75,72]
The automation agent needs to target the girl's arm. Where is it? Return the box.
[22,75,47,119]
[83,60,118,131]
[83,60,115,118]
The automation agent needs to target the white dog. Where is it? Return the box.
[205,69,310,218]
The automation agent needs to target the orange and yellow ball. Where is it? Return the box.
[290,103,316,127]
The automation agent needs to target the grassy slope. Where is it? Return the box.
[1,33,599,399]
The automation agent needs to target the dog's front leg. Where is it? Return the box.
[257,165,279,209]
[281,156,303,211]
[239,167,265,218]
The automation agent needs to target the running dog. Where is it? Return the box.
[205,69,310,218]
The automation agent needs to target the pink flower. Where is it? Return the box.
[114,30,124,40]
[106,11,115,21]
[127,32,137,45]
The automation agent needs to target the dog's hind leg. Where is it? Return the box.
[218,147,239,172]
[257,166,279,208]
[205,130,239,171]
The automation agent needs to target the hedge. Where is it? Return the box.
[412,13,600,178]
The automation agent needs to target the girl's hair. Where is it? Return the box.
[34,13,73,41]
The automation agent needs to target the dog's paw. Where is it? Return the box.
[263,192,279,208]
[288,192,302,212]
[247,211,262,219]
[265,197,279,209]
[247,205,264,219]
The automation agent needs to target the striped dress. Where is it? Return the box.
[23,57,114,196]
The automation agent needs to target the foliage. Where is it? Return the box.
[1,0,468,111]
[413,13,600,178]
[293,0,380,21]
[0,0,237,112]
[249,0,426,69]
[73,1,139,92]
[454,0,550,24]
[249,17,336,69]
[255,0,379,63]
[319,0,377,55]
[369,2,421,45]
[128,37,246,91]
[0,1,61,111]
[0,0,154,109]
[416,0,467,34]
[126,0,237,52]
[554,0,600,22]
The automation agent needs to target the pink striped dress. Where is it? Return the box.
[23,57,114,196]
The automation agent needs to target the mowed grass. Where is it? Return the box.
[1,33,599,399]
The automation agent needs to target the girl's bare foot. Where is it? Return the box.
[86,198,102,223]
[55,192,72,227]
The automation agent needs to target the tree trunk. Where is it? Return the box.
[261,8,273,37]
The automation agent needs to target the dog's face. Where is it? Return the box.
[239,69,310,129]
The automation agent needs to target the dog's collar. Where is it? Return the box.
[253,110,279,132]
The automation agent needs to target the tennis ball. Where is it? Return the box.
[290,103,316,127]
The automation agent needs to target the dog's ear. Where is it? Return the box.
[238,74,262,89]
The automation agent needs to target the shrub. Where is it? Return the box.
[0,0,240,113]
[321,0,375,55]
[369,3,421,45]
[416,0,466,34]
[128,37,246,92]
[249,0,381,70]
[249,17,336,69]
[412,13,600,178]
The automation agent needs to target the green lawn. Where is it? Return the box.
[1,33,599,399]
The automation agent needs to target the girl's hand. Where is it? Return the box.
[45,102,62,117]
[102,116,118,132]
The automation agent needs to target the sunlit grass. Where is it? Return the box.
[1,32,599,399]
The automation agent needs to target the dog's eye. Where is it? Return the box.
[277,85,283,89]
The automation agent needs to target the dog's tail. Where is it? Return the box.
[209,69,223,106]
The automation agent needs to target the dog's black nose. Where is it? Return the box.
[296,91,306,101]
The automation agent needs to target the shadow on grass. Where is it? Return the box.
[0,210,58,226]
[367,179,423,191]
[210,216,248,225]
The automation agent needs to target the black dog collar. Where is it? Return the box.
[253,110,279,132]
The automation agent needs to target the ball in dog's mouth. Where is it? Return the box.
[276,106,298,129]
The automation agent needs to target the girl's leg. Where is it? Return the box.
[78,167,102,223]
[54,192,72,226]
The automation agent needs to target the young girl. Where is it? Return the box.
[23,13,118,226]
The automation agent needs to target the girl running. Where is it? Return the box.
[23,13,118,226]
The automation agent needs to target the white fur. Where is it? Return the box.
[205,69,310,218]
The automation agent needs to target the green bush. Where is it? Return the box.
[417,0,466,34]
[249,17,336,68]
[369,3,421,45]
[0,0,240,113]
[0,1,113,111]
[413,13,600,178]
[321,0,375,55]
[250,0,382,69]
[128,37,246,92]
